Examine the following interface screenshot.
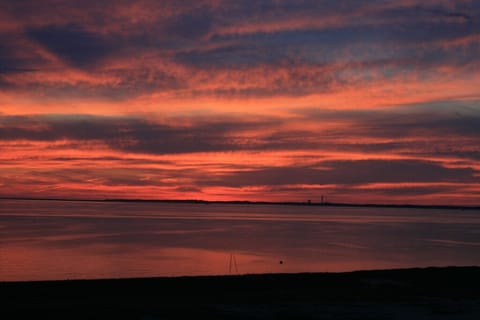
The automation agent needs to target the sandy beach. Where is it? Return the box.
[2,266,479,319]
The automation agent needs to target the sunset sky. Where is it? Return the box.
[0,0,479,204]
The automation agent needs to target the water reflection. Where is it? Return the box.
[1,200,479,281]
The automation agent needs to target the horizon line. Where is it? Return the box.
[1,196,479,210]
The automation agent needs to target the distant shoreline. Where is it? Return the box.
[1,196,479,210]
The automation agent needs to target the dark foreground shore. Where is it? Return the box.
[2,267,480,319]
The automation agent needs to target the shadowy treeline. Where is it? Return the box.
[2,196,480,210]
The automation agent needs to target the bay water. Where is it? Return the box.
[1,199,479,281]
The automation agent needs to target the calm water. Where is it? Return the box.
[1,199,479,281]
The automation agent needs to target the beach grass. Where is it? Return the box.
[2,266,480,319]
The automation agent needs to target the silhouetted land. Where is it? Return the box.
[2,196,480,210]
[2,267,480,319]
